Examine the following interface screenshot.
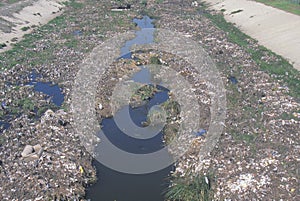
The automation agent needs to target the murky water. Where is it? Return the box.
[29,72,64,107]
[0,121,10,133]
[85,16,174,201]
[86,87,173,201]
[120,15,154,59]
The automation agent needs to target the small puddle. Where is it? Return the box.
[29,72,64,107]
[86,16,174,201]
[0,121,10,133]
[0,72,64,134]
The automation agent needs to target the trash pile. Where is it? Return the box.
[0,109,96,200]
[147,0,299,200]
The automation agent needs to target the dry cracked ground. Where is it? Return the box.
[0,0,299,200]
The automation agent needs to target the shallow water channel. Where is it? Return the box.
[85,16,174,201]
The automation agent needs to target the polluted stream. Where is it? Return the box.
[85,16,174,201]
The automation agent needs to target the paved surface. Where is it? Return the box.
[0,0,65,52]
[204,0,300,71]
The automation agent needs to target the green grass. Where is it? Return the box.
[140,0,148,7]
[8,0,20,4]
[254,0,300,15]
[203,11,300,100]
[0,15,66,70]
[62,0,84,9]
[165,175,213,201]
[155,0,164,3]
[17,98,35,111]
[149,56,162,65]
[21,26,30,31]
[280,110,300,120]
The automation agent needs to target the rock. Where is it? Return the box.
[21,145,34,157]
[192,1,199,7]
[21,144,43,160]
[44,109,55,119]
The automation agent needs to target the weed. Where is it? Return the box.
[21,26,30,31]
[140,0,147,7]
[280,110,299,120]
[63,0,84,9]
[165,174,213,201]
[8,0,20,4]
[17,98,35,111]
[155,0,164,4]
[149,56,162,65]
[235,132,256,144]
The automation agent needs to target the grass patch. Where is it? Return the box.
[155,0,164,3]
[203,11,300,100]
[8,0,20,4]
[17,98,35,111]
[0,14,67,70]
[233,132,257,144]
[21,26,30,31]
[280,110,300,120]
[140,0,148,7]
[165,175,213,201]
[149,56,162,64]
[254,0,300,15]
[63,0,84,9]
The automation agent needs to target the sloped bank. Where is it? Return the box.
[144,0,299,200]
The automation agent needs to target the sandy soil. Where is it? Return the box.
[204,0,300,71]
[0,0,66,52]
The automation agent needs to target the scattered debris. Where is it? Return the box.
[111,4,131,11]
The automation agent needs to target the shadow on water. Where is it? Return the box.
[85,16,174,201]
